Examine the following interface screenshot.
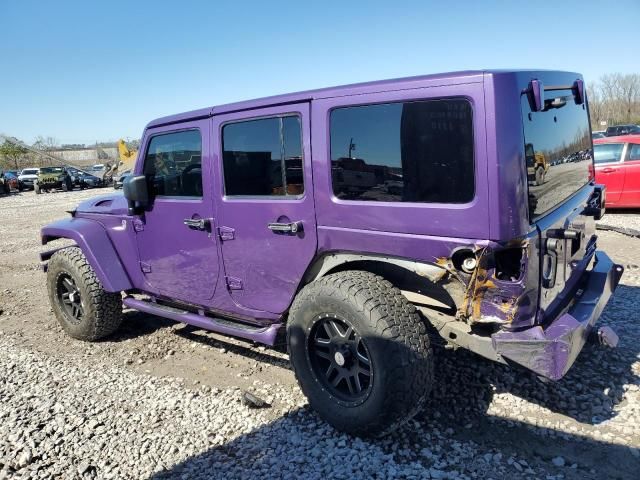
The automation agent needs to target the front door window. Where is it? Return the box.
[143,130,203,197]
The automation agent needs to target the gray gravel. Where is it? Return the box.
[0,190,639,479]
[597,210,640,235]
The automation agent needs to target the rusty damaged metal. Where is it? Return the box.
[455,242,530,326]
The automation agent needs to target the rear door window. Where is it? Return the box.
[521,88,592,220]
[222,115,303,196]
[628,144,640,161]
[143,130,202,197]
[593,143,624,164]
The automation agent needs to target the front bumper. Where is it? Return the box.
[492,251,623,380]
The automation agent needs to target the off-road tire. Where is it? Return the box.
[47,247,122,341]
[535,166,545,186]
[288,270,433,437]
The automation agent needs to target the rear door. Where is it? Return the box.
[594,142,626,203]
[212,103,317,314]
[620,143,640,206]
[520,76,597,316]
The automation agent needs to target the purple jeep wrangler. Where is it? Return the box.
[41,70,622,437]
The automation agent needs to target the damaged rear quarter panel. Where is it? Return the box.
[458,235,540,329]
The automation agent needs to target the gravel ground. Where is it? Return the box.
[597,209,640,235]
[0,189,639,479]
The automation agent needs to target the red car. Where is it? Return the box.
[593,134,640,208]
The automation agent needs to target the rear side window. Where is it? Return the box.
[143,130,202,197]
[629,144,640,161]
[594,143,624,164]
[330,99,474,203]
[222,116,303,196]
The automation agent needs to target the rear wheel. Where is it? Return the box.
[47,247,122,341]
[288,270,433,437]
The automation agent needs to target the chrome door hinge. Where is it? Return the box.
[218,226,235,241]
[225,276,243,290]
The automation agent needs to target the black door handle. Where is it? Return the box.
[183,218,210,231]
[267,221,303,234]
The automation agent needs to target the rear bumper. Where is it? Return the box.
[492,251,623,380]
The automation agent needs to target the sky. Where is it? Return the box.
[1,0,638,145]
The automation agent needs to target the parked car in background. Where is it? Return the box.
[89,163,112,186]
[76,171,102,189]
[67,167,102,189]
[3,171,23,191]
[35,166,73,194]
[605,125,640,137]
[113,170,131,190]
[592,131,606,139]
[18,168,40,189]
[0,169,11,195]
[593,134,640,207]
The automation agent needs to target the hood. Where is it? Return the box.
[76,192,129,216]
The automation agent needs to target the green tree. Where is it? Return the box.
[0,140,28,170]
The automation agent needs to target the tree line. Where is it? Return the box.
[588,73,640,129]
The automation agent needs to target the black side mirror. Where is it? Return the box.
[123,175,149,215]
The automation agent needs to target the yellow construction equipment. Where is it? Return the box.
[105,140,138,181]
[116,139,138,173]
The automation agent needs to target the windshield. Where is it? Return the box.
[40,167,63,174]
[22,169,38,175]
[521,88,592,221]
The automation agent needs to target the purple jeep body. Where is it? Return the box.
[41,70,621,382]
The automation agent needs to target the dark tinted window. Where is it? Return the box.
[143,130,202,197]
[593,143,624,164]
[222,116,303,196]
[522,89,592,220]
[330,99,474,203]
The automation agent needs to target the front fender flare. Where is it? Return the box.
[41,217,132,292]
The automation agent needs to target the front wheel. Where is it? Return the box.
[288,271,433,437]
[47,247,123,341]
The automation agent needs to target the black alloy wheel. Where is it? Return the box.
[56,273,84,323]
[308,315,373,405]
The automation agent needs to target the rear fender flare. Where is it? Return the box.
[41,218,132,292]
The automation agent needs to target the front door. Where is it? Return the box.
[134,121,220,303]
[212,103,317,314]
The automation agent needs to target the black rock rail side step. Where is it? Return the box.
[122,296,281,346]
